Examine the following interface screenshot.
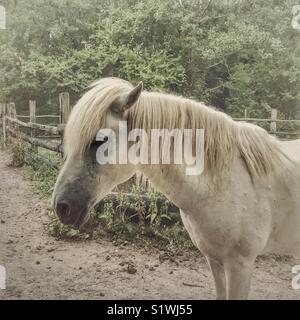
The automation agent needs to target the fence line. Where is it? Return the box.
[6,126,62,153]
[0,97,299,163]
[0,93,70,154]
[232,118,300,123]
[17,115,60,119]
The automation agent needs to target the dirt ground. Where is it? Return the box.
[0,149,299,300]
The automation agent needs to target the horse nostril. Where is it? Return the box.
[55,202,71,220]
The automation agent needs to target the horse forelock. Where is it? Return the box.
[63,78,133,158]
[64,77,287,179]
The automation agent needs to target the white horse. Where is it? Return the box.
[52,77,300,299]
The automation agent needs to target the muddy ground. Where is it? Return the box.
[0,149,299,299]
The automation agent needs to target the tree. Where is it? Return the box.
[0,0,299,120]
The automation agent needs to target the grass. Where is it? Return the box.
[7,139,194,254]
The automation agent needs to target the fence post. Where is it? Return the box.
[29,100,37,151]
[59,92,70,157]
[7,103,11,117]
[59,92,70,125]
[10,103,17,119]
[10,103,17,131]
[6,103,12,132]
[296,107,300,132]
[29,100,36,124]
[2,104,6,147]
[270,108,277,134]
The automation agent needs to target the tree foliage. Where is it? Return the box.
[0,0,299,119]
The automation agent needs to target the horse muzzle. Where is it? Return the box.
[53,196,90,229]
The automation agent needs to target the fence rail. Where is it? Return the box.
[0,93,69,159]
[17,115,60,119]
[232,115,300,136]
[232,118,300,123]
[0,98,299,165]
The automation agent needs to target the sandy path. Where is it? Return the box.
[0,149,299,300]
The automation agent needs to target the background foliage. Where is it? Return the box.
[0,0,299,119]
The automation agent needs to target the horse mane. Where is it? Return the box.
[64,77,287,179]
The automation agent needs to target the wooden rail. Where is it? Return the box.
[6,127,62,153]
[17,115,59,119]
[233,118,300,123]
[6,116,61,135]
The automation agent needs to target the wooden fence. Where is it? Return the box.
[0,93,70,155]
[233,107,300,137]
[0,96,299,163]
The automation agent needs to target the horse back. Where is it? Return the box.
[281,138,300,162]
[264,139,300,256]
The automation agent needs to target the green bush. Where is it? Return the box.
[0,0,299,120]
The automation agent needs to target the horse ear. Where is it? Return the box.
[125,81,143,109]
[112,82,143,114]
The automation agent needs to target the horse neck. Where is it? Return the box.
[138,153,252,212]
[139,164,214,209]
